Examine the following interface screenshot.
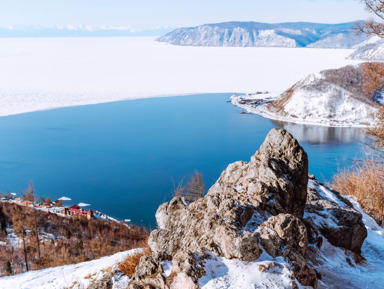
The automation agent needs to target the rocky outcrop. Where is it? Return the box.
[208,128,308,218]
[128,128,367,289]
[259,214,308,257]
[304,178,367,254]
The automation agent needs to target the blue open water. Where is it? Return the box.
[0,93,366,227]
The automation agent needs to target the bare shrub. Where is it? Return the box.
[322,65,364,98]
[356,1,384,38]
[118,245,152,278]
[173,170,205,203]
[368,106,384,152]
[332,159,384,225]
[362,62,384,98]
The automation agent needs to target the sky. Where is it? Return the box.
[0,0,373,29]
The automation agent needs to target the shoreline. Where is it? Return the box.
[0,92,234,118]
[231,94,376,128]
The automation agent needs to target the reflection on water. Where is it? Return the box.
[271,120,367,145]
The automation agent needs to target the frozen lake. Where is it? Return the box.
[0,37,359,117]
[0,93,366,227]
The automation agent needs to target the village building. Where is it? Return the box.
[62,205,93,219]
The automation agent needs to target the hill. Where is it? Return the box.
[348,36,384,60]
[232,63,382,127]
[157,21,368,48]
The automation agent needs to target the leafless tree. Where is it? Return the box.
[173,171,205,203]
[356,0,384,37]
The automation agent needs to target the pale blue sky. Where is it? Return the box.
[0,0,372,28]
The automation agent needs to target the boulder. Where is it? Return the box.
[304,179,367,254]
[128,255,167,289]
[208,128,308,218]
[259,213,308,257]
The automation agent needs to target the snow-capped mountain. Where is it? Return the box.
[0,25,173,37]
[348,35,384,60]
[157,21,368,48]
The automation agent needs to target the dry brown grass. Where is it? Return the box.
[118,245,152,278]
[332,159,384,225]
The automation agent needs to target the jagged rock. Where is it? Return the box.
[258,214,318,288]
[254,129,309,218]
[208,128,308,219]
[128,255,167,289]
[259,213,308,257]
[149,195,261,261]
[304,179,367,254]
[128,129,368,289]
[283,248,319,288]
[168,251,206,289]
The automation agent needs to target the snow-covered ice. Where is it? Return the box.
[0,37,359,117]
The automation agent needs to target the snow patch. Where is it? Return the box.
[200,251,303,289]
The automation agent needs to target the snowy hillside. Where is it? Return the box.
[348,36,384,60]
[0,250,134,289]
[157,21,367,48]
[232,64,380,127]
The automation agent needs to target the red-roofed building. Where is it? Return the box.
[62,205,93,219]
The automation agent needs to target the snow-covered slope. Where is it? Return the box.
[157,21,367,48]
[348,36,384,60]
[232,64,380,127]
[267,73,378,126]
[0,250,134,289]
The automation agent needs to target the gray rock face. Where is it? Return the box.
[128,255,167,289]
[304,179,367,254]
[259,214,308,258]
[149,195,261,262]
[128,128,367,289]
[208,128,308,218]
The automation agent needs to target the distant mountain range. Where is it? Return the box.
[0,25,174,37]
[157,21,369,48]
